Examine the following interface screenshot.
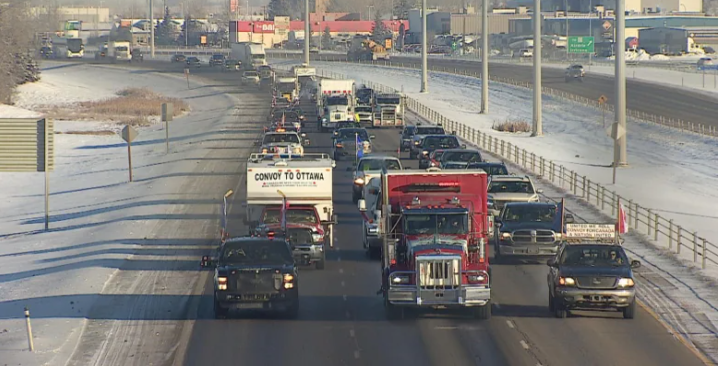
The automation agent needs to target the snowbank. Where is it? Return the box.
[0,104,42,118]
[307,61,719,274]
[0,62,240,365]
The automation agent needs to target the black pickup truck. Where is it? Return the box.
[201,237,300,319]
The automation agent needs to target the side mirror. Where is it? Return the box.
[358,199,367,211]
[631,260,641,269]
[546,258,556,267]
[564,214,575,224]
[331,160,337,168]
[370,135,376,139]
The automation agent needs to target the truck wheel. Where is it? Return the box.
[472,302,492,320]
[213,301,228,319]
[316,254,326,270]
[554,306,568,319]
[622,301,636,319]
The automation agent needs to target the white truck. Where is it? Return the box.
[372,93,404,128]
[293,65,316,90]
[108,41,132,63]
[316,79,355,132]
[231,42,267,69]
[275,76,299,101]
[51,36,84,59]
[245,153,338,246]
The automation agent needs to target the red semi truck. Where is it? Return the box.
[374,169,492,320]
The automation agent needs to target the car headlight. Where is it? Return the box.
[617,278,635,288]
[414,141,420,145]
[217,276,228,290]
[559,277,575,286]
[422,151,428,155]
[354,177,364,185]
[261,148,268,154]
[500,232,511,240]
[392,276,410,284]
[367,225,379,234]
[336,143,343,148]
[312,233,323,243]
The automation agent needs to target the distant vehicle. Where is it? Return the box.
[171,54,186,63]
[231,42,266,69]
[51,36,84,59]
[697,57,715,69]
[242,70,260,85]
[355,105,374,128]
[437,149,483,167]
[186,56,201,68]
[209,53,225,67]
[40,46,53,59]
[486,175,541,216]
[350,155,403,203]
[464,161,509,177]
[514,48,532,58]
[565,64,585,82]
[417,135,463,169]
[333,128,374,161]
[200,237,300,319]
[398,125,417,152]
[131,48,143,62]
[332,121,363,139]
[409,124,446,158]
[223,59,241,71]
[107,41,131,63]
[310,46,320,54]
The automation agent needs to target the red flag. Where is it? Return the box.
[616,200,628,234]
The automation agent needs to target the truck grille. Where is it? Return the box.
[231,270,279,293]
[382,110,395,119]
[512,230,556,243]
[417,256,461,289]
[575,276,617,289]
[288,228,313,245]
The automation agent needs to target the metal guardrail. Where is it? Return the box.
[312,66,718,271]
[316,57,717,138]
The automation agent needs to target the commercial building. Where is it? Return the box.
[638,26,717,54]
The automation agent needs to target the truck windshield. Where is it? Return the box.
[489,181,534,194]
[278,83,296,91]
[252,54,265,60]
[221,241,293,265]
[405,213,468,235]
[376,98,400,105]
[422,136,459,149]
[68,39,83,50]
[356,107,372,113]
[263,209,318,224]
[326,97,348,106]
[559,246,629,266]
[503,206,556,222]
[263,134,300,144]
[117,46,128,52]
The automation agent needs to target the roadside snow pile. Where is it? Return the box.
[649,54,672,61]
[0,104,42,118]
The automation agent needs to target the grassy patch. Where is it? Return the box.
[40,87,189,126]
[492,119,531,133]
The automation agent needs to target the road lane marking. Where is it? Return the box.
[339,268,344,274]
[349,329,355,337]
[341,281,346,287]
[506,320,515,329]
[520,340,530,350]
[354,350,360,359]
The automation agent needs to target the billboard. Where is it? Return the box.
[230,0,238,13]
[275,16,290,37]
[253,21,275,34]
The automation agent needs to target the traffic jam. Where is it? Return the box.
[200,63,642,321]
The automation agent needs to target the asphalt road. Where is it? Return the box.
[111,62,702,366]
[267,52,718,128]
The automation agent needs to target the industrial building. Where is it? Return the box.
[540,0,703,13]
[637,26,718,54]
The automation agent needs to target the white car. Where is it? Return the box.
[242,70,260,85]
[257,131,309,156]
[697,57,715,68]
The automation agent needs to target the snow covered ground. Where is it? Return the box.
[0,62,246,365]
[303,61,719,278]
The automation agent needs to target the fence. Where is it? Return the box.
[313,57,718,138]
[312,66,718,271]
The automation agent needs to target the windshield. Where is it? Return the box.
[326,97,349,106]
[358,159,401,171]
[262,134,300,144]
[402,127,417,137]
[376,97,401,105]
[335,121,360,129]
[117,46,128,52]
[489,181,535,194]
[442,151,481,162]
[559,246,629,266]
[262,209,317,224]
[278,83,295,91]
[469,164,508,176]
[422,136,459,149]
[251,54,265,60]
[356,107,372,113]
[273,112,299,121]
[416,127,444,135]
[405,213,469,235]
[68,39,83,50]
[357,89,372,97]
[503,206,556,222]
[212,55,224,59]
[244,72,258,77]
[221,241,293,264]
[338,129,368,140]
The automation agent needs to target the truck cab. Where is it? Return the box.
[373,93,404,128]
[376,170,492,320]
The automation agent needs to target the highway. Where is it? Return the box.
[265,51,717,128]
[107,61,703,366]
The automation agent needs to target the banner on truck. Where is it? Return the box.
[252,169,329,189]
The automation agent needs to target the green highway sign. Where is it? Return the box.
[568,36,595,53]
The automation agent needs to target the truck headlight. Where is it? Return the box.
[617,278,635,288]
[217,276,228,290]
[500,232,511,240]
[559,277,575,286]
[312,233,323,243]
[367,225,378,234]
[354,177,364,185]
[414,141,420,145]
[422,151,428,155]
[392,276,410,284]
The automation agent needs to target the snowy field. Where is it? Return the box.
[303,61,719,271]
[0,62,243,365]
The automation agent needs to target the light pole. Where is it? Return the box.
[565,0,569,60]
[480,0,488,114]
[613,0,628,167]
[589,0,593,63]
[149,0,154,57]
[420,0,428,93]
[304,0,309,65]
[531,0,542,136]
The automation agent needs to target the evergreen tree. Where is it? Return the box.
[370,10,388,44]
[322,26,332,50]
[393,0,417,20]
[155,6,175,45]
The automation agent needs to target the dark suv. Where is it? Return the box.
[565,64,585,82]
[494,202,573,263]
[399,125,417,152]
[210,53,225,67]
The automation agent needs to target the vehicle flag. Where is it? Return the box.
[356,133,364,159]
[551,198,566,234]
[281,112,285,126]
[616,200,628,234]
[280,192,288,232]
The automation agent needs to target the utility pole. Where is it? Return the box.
[480,0,489,114]
[531,0,542,136]
[613,0,628,166]
[420,0,428,93]
[304,0,310,65]
[150,0,155,57]
[565,0,569,60]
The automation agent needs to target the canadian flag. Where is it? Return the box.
[616,200,628,234]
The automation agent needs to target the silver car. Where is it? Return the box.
[242,70,260,85]
[486,175,542,216]
[348,155,403,203]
